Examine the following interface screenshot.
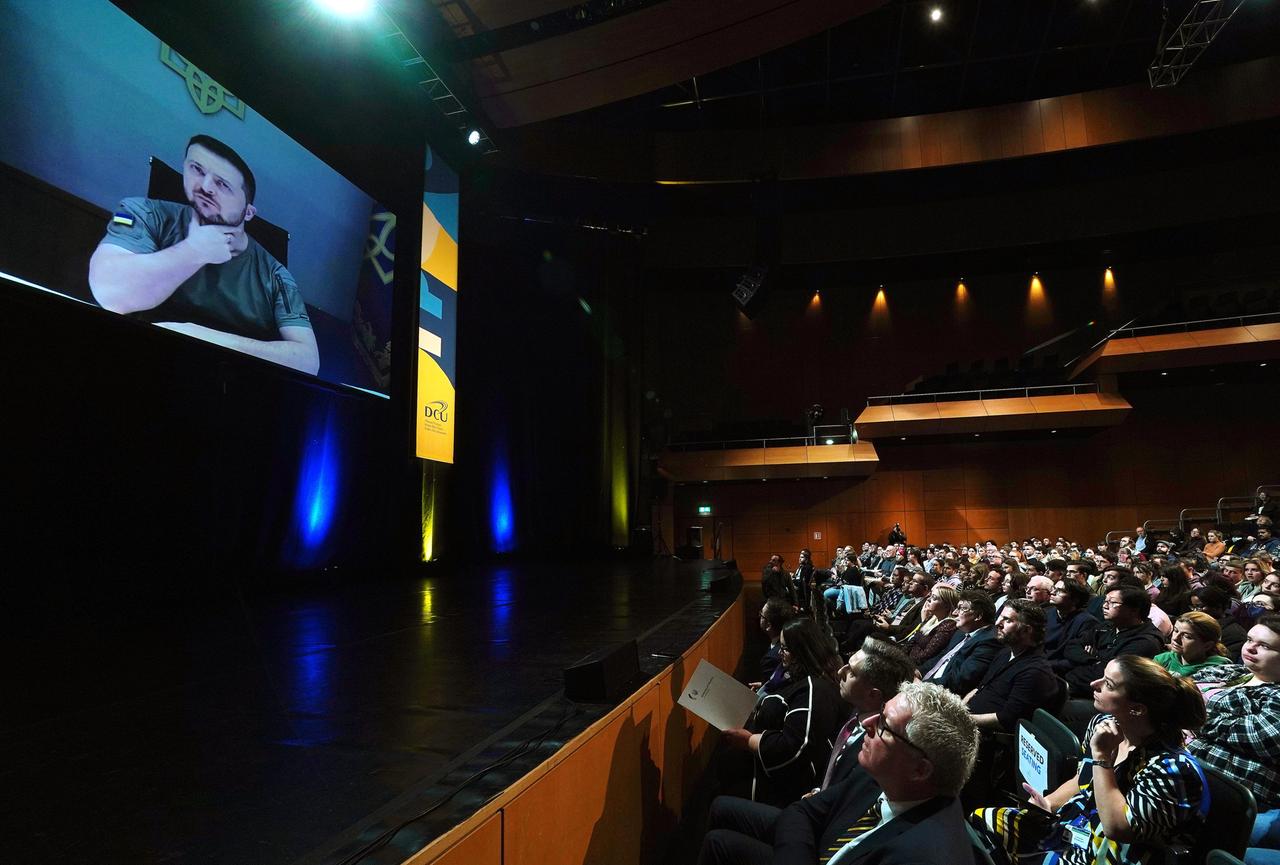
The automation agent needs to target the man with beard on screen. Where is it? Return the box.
[88,135,319,374]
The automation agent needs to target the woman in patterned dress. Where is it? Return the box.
[972,655,1208,865]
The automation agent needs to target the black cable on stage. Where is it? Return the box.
[334,704,582,865]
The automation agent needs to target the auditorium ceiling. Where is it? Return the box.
[418,0,1280,132]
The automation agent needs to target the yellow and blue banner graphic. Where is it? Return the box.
[415,147,458,464]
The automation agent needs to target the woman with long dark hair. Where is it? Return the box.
[721,617,845,807]
[973,655,1208,865]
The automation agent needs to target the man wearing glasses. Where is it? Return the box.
[772,682,981,865]
[699,640,917,865]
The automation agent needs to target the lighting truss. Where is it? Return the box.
[377,10,498,154]
[1148,0,1249,88]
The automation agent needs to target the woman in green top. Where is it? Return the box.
[1155,612,1231,676]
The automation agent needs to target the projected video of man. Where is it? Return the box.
[88,135,320,374]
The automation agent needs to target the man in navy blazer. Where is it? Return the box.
[698,639,918,865]
[925,590,1000,696]
[772,682,982,865]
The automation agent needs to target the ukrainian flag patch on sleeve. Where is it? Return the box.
[112,212,135,227]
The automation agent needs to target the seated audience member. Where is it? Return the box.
[994,571,1030,615]
[926,591,1000,696]
[1025,575,1054,607]
[900,584,959,671]
[1244,518,1280,558]
[1154,611,1231,676]
[1188,615,1280,858]
[1180,526,1205,554]
[1265,572,1280,595]
[1242,558,1270,602]
[770,683,982,865]
[1249,590,1280,617]
[756,598,798,692]
[972,656,1208,865]
[763,555,794,605]
[1062,586,1165,699]
[1045,579,1098,671]
[843,571,931,651]
[698,640,919,865]
[1192,585,1249,661]
[1085,566,1131,619]
[980,567,1004,598]
[963,599,1057,732]
[1065,558,1096,588]
[1203,529,1227,560]
[1155,562,1194,618]
[722,618,846,807]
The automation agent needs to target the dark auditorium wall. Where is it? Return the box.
[638,122,1280,434]
[673,383,1273,566]
[444,173,645,555]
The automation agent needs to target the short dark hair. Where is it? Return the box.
[1006,598,1047,644]
[960,589,997,625]
[1067,559,1097,577]
[187,134,256,204]
[1110,585,1152,618]
[761,597,795,633]
[1055,580,1092,609]
[1194,585,1232,613]
[1045,558,1067,572]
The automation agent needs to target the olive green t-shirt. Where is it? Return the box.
[101,197,311,341]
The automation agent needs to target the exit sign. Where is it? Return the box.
[697,505,712,515]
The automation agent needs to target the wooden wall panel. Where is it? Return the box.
[414,812,503,865]
[673,393,1274,554]
[504,710,643,865]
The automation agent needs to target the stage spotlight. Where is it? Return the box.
[929,6,943,22]
[467,129,482,146]
[825,438,835,445]
[313,0,375,18]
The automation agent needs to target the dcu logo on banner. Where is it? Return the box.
[424,401,449,422]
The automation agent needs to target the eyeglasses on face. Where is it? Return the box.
[874,713,929,758]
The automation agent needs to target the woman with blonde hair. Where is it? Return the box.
[1155,611,1231,676]
[899,584,959,670]
[1202,529,1227,560]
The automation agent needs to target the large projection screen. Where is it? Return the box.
[0,0,395,395]
[416,147,459,464]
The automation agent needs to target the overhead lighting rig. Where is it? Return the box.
[1148,0,1248,88]
[377,10,498,154]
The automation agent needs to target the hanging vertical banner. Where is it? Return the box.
[416,147,459,463]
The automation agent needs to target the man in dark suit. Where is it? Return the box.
[963,599,1057,733]
[698,639,919,865]
[925,590,1000,696]
[772,682,981,865]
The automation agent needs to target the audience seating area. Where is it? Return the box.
[707,497,1280,865]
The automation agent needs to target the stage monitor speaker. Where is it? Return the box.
[564,639,641,702]
[707,572,734,593]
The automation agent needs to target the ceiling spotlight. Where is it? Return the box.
[1262,363,1269,368]
[1161,371,1168,376]
[900,437,907,441]
[825,438,835,445]
[929,6,943,22]
[467,129,482,146]
[314,0,375,18]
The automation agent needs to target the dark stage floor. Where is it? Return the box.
[0,557,736,865]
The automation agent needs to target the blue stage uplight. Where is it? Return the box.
[490,450,515,553]
[290,408,340,567]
